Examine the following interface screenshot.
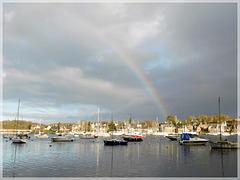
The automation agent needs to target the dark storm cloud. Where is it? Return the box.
[2,3,237,123]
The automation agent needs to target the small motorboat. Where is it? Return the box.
[179,132,208,145]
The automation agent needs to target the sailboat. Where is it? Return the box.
[35,119,49,139]
[209,97,240,149]
[95,108,110,138]
[103,111,128,145]
[79,119,95,139]
[12,99,27,143]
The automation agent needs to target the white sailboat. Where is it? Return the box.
[209,97,240,149]
[35,119,49,139]
[94,108,110,137]
[12,99,27,143]
[80,118,95,139]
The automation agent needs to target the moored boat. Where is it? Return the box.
[51,133,75,142]
[12,137,27,143]
[80,133,95,139]
[103,111,128,146]
[35,132,49,139]
[122,136,143,142]
[104,138,128,145]
[209,97,240,149]
[209,140,240,149]
[11,100,27,144]
[179,132,209,145]
[165,133,180,141]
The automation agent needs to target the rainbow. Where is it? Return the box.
[114,49,168,119]
[49,4,168,119]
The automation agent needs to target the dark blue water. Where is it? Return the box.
[2,134,238,177]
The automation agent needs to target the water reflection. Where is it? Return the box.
[111,146,113,177]
[209,147,238,177]
[11,143,26,177]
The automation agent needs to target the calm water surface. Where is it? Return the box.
[2,134,238,178]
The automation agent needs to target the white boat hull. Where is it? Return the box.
[179,132,208,145]
[179,140,208,145]
[12,138,27,143]
[51,134,74,142]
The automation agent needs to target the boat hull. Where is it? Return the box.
[165,136,179,141]
[51,138,74,142]
[179,132,208,145]
[80,135,95,139]
[179,140,208,145]
[123,137,143,142]
[12,138,27,143]
[104,139,128,146]
[36,135,49,139]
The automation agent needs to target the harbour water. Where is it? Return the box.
[2,134,239,178]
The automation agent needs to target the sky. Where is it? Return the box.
[2,2,238,125]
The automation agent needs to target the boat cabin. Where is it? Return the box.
[180,132,197,140]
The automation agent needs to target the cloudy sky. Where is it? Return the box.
[2,2,238,124]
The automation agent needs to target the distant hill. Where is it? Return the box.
[1,120,44,129]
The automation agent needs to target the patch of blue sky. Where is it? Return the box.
[98,47,115,54]
[59,103,98,115]
[144,58,167,71]
[140,43,172,70]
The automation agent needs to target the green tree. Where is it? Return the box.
[166,115,176,126]
[129,117,132,125]
[108,122,116,132]
[87,122,91,131]
[57,122,61,132]
[27,124,32,130]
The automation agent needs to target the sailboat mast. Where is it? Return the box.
[111,110,113,139]
[218,97,222,141]
[98,108,100,133]
[16,99,20,135]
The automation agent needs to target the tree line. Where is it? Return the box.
[166,114,234,128]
